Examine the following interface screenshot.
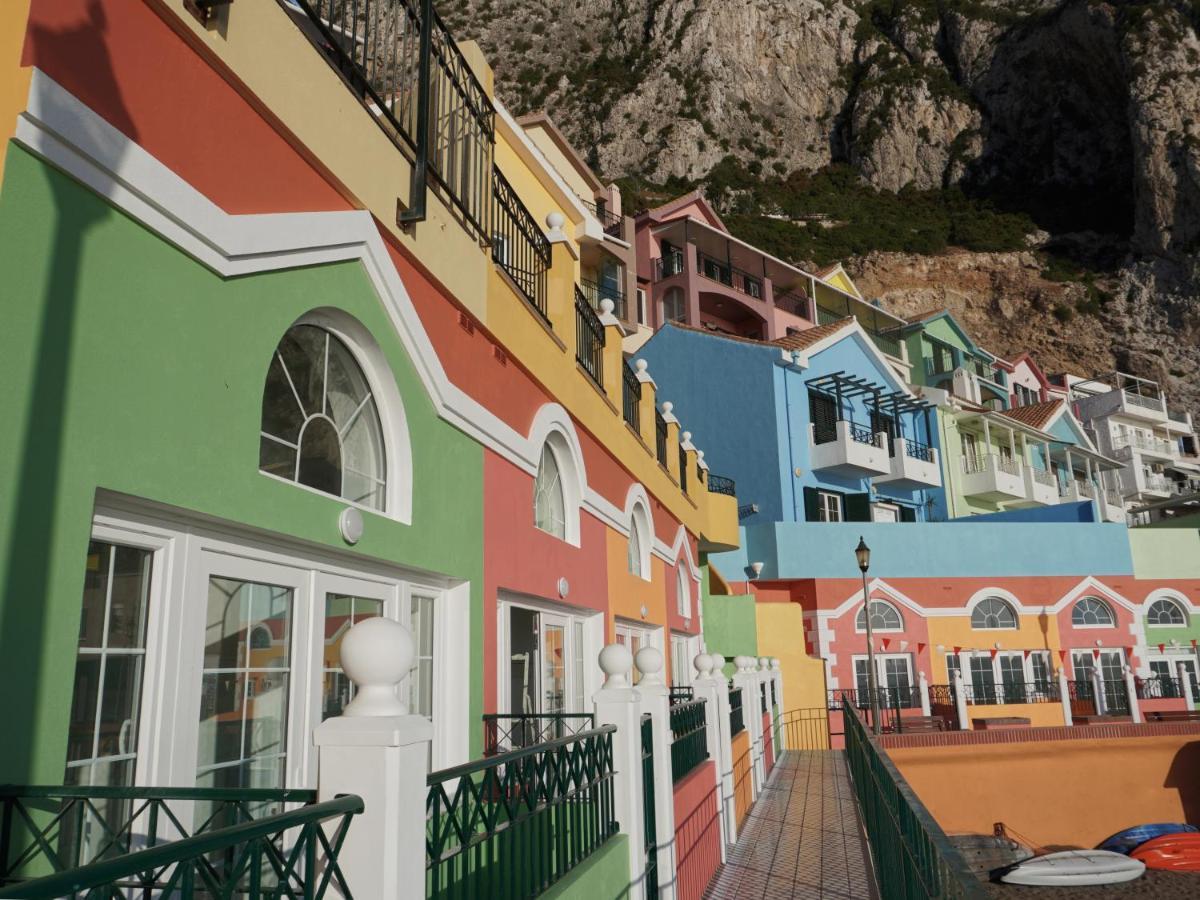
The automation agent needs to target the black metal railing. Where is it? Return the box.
[815,300,902,357]
[580,278,628,321]
[426,726,618,897]
[770,678,777,707]
[482,712,595,755]
[622,364,641,432]
[654,252,686,281]
[669,699,709,784]
[760,681,767,708]
[1066,680,1097,717]
[669,685,695,705]
[707,473,736,496]
[679,446,688,493]
[295,0,494,238]
[1102,678,1131,715]
[695,250,762,299]
[729,687,745,737]
[655,410,668,467]
[903,438,934,463]
[641,714,659,896]
[1136,675,1186,700]
[848,421,878,445]
[575,285,605,387]
[492,166,551,321]
[0,786,358,898]
[774,287,810,319]
[828,687,921,712]
[963,681,1058,705]
[580,197,623,236]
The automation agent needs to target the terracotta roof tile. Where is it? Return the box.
[904,307,947,324]
[770,318,857,352]
[995,400,1063,430]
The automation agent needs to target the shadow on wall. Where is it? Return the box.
[1,0,136,782]
[1164,740,1200,824]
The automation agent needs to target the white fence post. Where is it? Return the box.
[1179,662,1196,707]
[314,618,432,899]
[953,668,970,730]
[1124,666,1142,723]
[707,654,738,844]
[918,671,931,717]
[1092,664,1107,716]
[635,646,677,900]
[770,659,785,749]
[1058,666,1073,727]
[692,654,728,860]
[732,656,763,796]
[594,644,648,900]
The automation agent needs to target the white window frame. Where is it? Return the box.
[670,631,701,687]
[850,653,914,699]
[676,566,693,619]
[1147,598,1187,627]
[818,491,843,523]
[854,599,904,634]
[970,597,1019,631]
[615,619,662,685]
[1071,596,1117,629]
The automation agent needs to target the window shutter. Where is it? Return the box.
[809,391,837,444]
[845,493,871,522]
[803,487,821,522]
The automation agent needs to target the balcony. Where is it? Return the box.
[960,453,1026,501]
[1118,388,1168,422]
[580,277,627,321]
[654,251,687,281]
[1113,432,1177,460]
[1142,473,1173,497]
[810,420,891,476]
[696,250,764,299]
[580,197,623,238]
[1100,489,1126,522]
[1059,478,1097,504]
[1023,465,1059,506]
[817,304,902,359]
[875,437,941,489]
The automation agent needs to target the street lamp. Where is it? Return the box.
[856,536,882,735]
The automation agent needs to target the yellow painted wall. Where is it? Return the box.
[0,0,32,186]
[926,613,1062,682]
[521,126,594,202]
[962,703,1065,727]
[824,269,858,297]
[754,603,827,711]
[891,734,1200,849]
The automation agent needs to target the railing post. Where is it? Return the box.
[952,668,970,730]
[1124,666,1142,724]
[1058,666,1073,727]
[1091,665,1107,716]
[594,643,648,900]
[545,213,578,339]
[692,654,729,859]
[634,646,677,900]
[313,618,432,898]
[758,657,776,761]
[732,656,763,799]
[770,658,785,749]
[707,654,738,845]
[1178,662,1196,708]
[918,671,931,716]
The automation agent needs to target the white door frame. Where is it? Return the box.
[496,593,602,717]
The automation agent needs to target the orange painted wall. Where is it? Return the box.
[890,735,1200,849]
[965,703,1065,728]
[604,529,667,637]
[731,729,752,825]
[673,761,722,900]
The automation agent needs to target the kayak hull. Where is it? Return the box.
[999,850,1145,886]
[1098,823,1198,855]
[1130,833,1200,871]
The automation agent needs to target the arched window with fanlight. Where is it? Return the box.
[1147,597,1187,627]
[259,323,386,510]
[676,567,692,619]
[971,597,1018,630]
[1071,596,1115,627]
[855,600,903,633]
[533,443,567,538]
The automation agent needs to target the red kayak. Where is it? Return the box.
[1130,832,1200,871]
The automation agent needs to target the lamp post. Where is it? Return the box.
[856,536,882,735]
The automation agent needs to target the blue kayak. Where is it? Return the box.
[1098,823,1198,855]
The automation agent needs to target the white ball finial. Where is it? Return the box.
[735,655,754,673]
[339,618,413,717]
[681,431,692,443]
[635,358,649,373]
[600,298,615,315]
[635,646,664,685]
[599,643,634,688]
[661,401,673,415]
[546,211,566,232]
[695,450,705,461]
[709,654,726,678]
[770,658,781,671]
[758,656,770,671]
[694,653,714,677]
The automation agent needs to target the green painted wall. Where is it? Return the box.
[700,563,758,677]
[0,146,484,781]
[541,835,630,899]
[1131,528,1200,579]
[937,408,1041,518]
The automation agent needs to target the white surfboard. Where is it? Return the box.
[1000,850,1145,886]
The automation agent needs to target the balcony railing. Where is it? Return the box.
[1113,432,1176,456]
[492,167,550,321]
[295,0,494,238]
[669,699,709,784]
[655,410,668,467]
[1123,389,1165,412]
[1074,479,1096,499]
[1136,675,1186,700]
[427,726,618,897]
[580,277,628,321]
[653,252,686,281]
[904,438,934,463]
[482,712,595,755]
[828,687,921,711]
[1144,473,1172,493]
[622,363,641,432]
[1031,467,1056,487]
[963,682,1059,705]
[1105,488,1124,506]
[669,685,695,705]
[848,421,879,446]
[815,301,903,358]
[579,197,622,236]
[774,287,811,319]
[1168,407,1190,424]
[729,687,745,737]
[708,473,736,496]
[695,250,763,299]
[679,445,688,492]
[963,453,1020,477]
[574,285,605,387]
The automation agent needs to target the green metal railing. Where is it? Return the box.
[482,713,595,756]
[0,787,361,899]
[641,714,658,896]
[843,704,988,899]
[426,725,618,897]
[669,699,709,784]
[728,688,745,737]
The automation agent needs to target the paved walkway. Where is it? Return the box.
[704,751,876,900]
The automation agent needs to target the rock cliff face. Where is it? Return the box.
[441,0,1200,413]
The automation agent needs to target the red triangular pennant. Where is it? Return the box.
[1022,649,1031,660]
[953,646,962,655]
[1159,643,1167,653]
[1192,639,1198,648]
[882,638,892,650]
[917,642,926,655]
[1058,649,1068,662]
[1092,648,1100,659]
[1124,646,1135,660]
[989,648,998,659]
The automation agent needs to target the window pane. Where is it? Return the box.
[323,594,383,720]
[198,671,246,770]
[325,339,371,429]
[342,410,385,486]
[534,446,566,537]
[79,542,110,649]
[97,655,143,759]
[543,625,566,714]
[261,353,305,443]
[259,435,296,479]
[67,655,101,763]
[297,417,342,496]
[276,326,325,419]
[107,546,151,649]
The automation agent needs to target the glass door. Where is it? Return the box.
[882,657,914,708]
[998,653,1026,703]
[503,604,584,747]
[970,655,997,704]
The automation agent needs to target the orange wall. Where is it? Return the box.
[890,735,1200,849]
[965,703,1065,728]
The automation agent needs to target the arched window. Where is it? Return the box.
[249,625,273,650]
[1147,598,1186,627]
[1072,596,1115,627]
[676,567,692,618]
[260,324,386,510]
[533,443,567,538]
[627,520,643,577]
[663,287,686,323]
[971,597,1018,630]
[855,600,903,633]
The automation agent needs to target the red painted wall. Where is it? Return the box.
[673,760,722,900]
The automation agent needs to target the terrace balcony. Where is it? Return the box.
[875,436,941,489]
[960,453,1026,501]
[1022,464,1059,505]
[1142,472,1173,497]
[809,420,891,476]
[1059,477,1097,504]
[1112,431,1177,461]
[1119,387,1168,422]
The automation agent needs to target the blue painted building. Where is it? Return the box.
[639,319,944,524]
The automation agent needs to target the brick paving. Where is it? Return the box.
[704,751,876,900]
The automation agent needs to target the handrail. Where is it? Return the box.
[482,712,595,755]
[575,284,606,387]
[428,724,616,785]
[707,473,736,496]
[622,363,642,432]
[492,166,551,321]
[5,795,362,900]
[655,409,668,466]
[0,785,316,802]
[669,699,709,784]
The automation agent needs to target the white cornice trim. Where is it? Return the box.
[16,70,691,553]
